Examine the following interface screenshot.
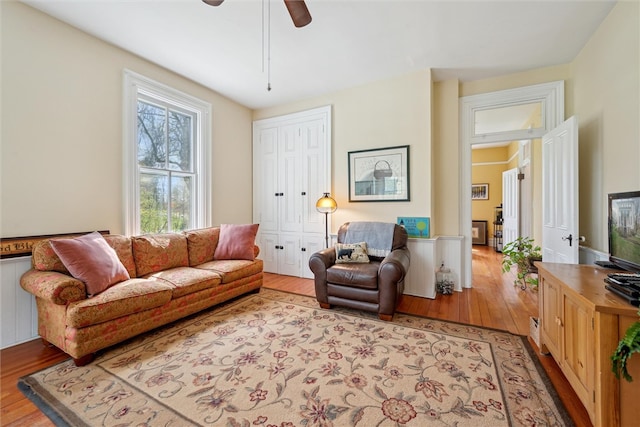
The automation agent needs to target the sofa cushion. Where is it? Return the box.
[66,278,173,328]
[195,259,263,284]
[214,224,259,261]
[32,239,69,273]
[50,232,130,296]
[143,267,221,298]
[104,235,137,278]
[184,227,220,266]
[32,235,136,277]
[132,233,189,276]
[327,262,380,290]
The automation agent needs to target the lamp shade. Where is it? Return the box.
[316,193,337,214]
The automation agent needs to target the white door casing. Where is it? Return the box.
[542,116,579,264]
[460,81,565,288]
[502,167,519,248]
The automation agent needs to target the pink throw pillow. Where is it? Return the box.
[213,224,259,261]
[50,231,130,296]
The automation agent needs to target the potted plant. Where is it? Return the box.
[612,310,640,382]
[501,236,542,290]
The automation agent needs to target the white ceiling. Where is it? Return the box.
[22,0,616,110]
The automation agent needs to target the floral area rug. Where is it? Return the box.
[18,289,572,426]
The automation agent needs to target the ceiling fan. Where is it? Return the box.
[202,0,312,28]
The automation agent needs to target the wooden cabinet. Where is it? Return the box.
[253,106,331,278]
[537,263,640,426]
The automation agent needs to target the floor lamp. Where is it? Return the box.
[316,193,337,248]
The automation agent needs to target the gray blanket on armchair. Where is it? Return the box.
[344,221,396,257]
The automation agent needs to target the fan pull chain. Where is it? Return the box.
[261,0,272,91]
[267,0,272,91]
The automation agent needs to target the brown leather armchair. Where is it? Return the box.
[309,222,410,321]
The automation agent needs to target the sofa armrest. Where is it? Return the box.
[308,247,336,304]
[379,247,411,283]
[20,269,86,305]
[309,247,336,272]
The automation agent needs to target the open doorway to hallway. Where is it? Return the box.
[470,138,538,285]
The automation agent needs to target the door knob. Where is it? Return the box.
[562,234,573,247]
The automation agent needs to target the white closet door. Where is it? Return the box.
[253,105,332,278]
[279,124,302,234]
[256,127,279,233]
[302,118,327,234]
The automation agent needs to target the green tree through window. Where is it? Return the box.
[137,99,195,233]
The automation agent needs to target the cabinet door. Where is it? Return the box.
[301,234,325,279]
[278,234,301,277]
[562,294,594,414]
[259,233,302,277]
[540,275,562,357]
[258,233,279,274]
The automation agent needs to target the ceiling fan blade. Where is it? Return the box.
[202,0,224,6]
[283,0,312,28]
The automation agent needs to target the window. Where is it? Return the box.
[123,70,211,235]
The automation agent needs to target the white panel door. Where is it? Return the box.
[253,106,331,278]
[542,116,579,263]
[502,167,519,248]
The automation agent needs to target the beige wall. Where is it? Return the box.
[253,70,432,235]
[1,2,253,237]
[432,79,460,235]
[571,0,640,252]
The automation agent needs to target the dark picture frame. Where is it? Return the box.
[471,183,489,200]
[471,220,488,245]
[348,145,410,202]
[0,230,110,259]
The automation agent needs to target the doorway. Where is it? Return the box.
[470,139,536,282]
[460,81,565,288]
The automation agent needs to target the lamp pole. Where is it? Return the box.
[315,193,337,248]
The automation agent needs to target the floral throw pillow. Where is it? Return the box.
[335,242,370,264]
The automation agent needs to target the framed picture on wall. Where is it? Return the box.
[471,220,488,245]
[348,145,410,202]
[471,183,489,200]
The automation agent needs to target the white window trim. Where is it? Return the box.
[123,69,212,235]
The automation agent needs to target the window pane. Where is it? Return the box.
[474,102,542,135]
[171,175,193,231]
[137,101,166,168]
[139,172,168,233]
[168,110,193,172]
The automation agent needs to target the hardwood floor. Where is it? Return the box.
[0,245,591,426]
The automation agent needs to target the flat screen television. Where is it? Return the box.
[608,191,640,272]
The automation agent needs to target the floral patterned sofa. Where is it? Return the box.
[20,226,263,366]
